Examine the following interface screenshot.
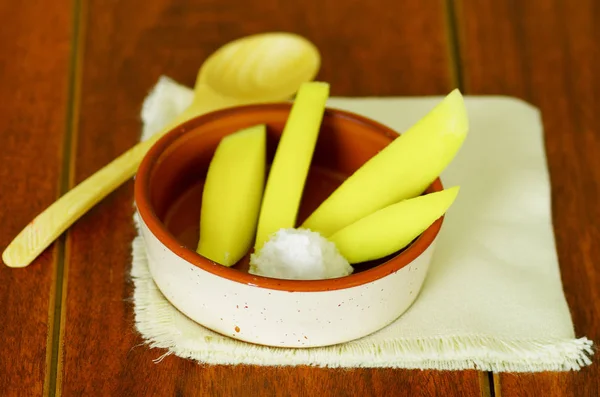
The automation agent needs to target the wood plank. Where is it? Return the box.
[58,0,482,395]
[454,0,599,395]
[0,1,72,395]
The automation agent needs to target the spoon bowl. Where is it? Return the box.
[199,32,320,101]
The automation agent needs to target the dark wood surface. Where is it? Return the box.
[0,0,596,395]
[455,0,599,396]
[0,1,72,396]
[58,1,482,396]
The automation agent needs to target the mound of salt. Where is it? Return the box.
[249,228,353,280]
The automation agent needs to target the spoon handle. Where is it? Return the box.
[2,92,223,268]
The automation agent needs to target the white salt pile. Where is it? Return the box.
[249,228,354,280]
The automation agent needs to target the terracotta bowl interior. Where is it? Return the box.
[137,104,443,287]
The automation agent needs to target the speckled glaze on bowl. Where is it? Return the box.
[134,103,444,348]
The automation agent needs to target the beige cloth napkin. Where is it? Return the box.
[131,76,593,371]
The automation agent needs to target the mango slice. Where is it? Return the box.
[329,186,459,264]
[302,89,468,237]
[254,81,330,249]
[197,125,266,266]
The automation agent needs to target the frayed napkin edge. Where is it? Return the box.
[131,234,594,372]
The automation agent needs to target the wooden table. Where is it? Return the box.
[1,0,597,395]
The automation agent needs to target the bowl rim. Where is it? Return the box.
[134,103,444,292]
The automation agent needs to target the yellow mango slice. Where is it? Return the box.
[254,81,330,249]
[329,186,459,264]
[302,89,468,237]
[197,125,266,266]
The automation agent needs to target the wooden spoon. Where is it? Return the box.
[3,32,320,268]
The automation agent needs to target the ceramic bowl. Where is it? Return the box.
[134,103,444,348]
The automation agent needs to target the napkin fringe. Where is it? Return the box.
[131,237,594,372]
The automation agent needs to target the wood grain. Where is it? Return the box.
[454,0,599,395]
[0,0,72,395]
[57,0,482,395]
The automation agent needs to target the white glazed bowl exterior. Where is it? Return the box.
[139,214,436,348]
